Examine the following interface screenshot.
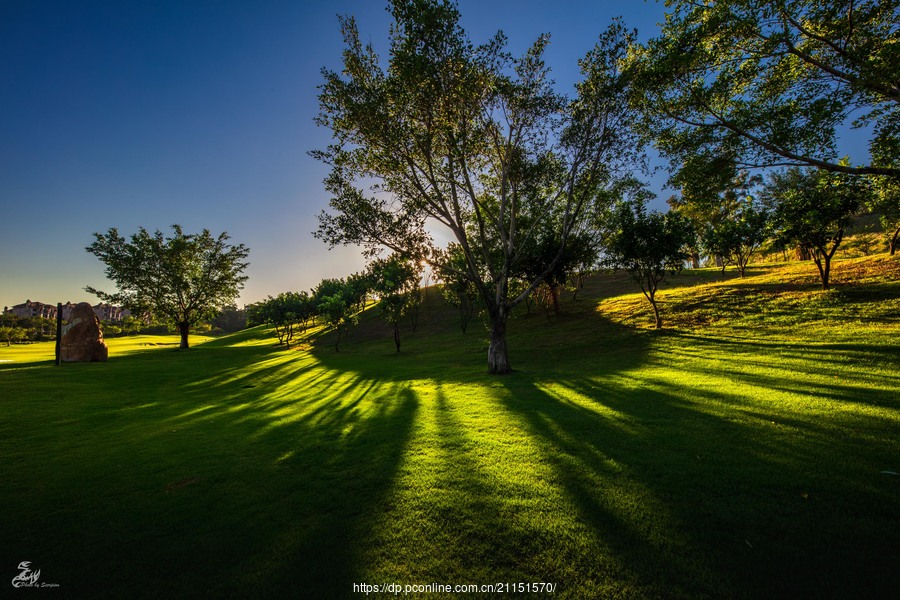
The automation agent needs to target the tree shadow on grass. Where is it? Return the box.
[1,335,422,599]
[7,318,897,598]
[489,337,899,599]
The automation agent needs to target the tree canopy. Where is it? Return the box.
[86,225,249,349]
[627,0,900,180]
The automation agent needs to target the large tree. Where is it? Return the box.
[627,0,900,181]
[86,225,249,349]
[313,0,640,373]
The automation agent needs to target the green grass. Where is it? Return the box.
[1,255,899,598]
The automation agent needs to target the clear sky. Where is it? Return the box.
[0,0,866,310]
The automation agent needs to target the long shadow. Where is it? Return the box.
[1,333,421,599]
[490,375,736,597]
[302,295,899,597]
[7,314,897,597]
[491,349,899,598]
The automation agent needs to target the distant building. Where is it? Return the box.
[61,302,78,321]
[93,303,127,322]
[4,300,57,320]
[3,300,130,323]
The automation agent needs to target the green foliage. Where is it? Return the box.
[250,292,315,346]
[866,175,900,253]
[668,165,765,271]
[312,0,641,373]
[0,315,56,343]
[0,325,27,346]
[436,243,482,333]
[702,199,770,277]
[85,224,249,349]
[367,256,421,351]
[628,0,900,179]
[212,305,247,334]
[603,201,694,328]
[314,277,365,352]
[516,221,598,316]
[764,165,870,288]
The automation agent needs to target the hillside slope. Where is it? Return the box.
[306,253,900,365]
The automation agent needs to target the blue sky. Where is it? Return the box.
[0,1,866,310]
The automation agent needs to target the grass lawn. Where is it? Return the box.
[1,255,898,598]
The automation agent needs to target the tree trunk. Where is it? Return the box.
[487,307,512,375]
[691,251,700,269]
[649,296,662,329]
[572,273,585,300]
[890,224,900,255]
[393,321,401,353]
[813,254,830,290]
[178,322,190,349]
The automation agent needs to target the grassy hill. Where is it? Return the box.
[1,255,898,598]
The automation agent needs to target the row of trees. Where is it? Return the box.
[0,306,248,346]
[668,161,877,288]
[311,0,897,372]
[0,314,55,345]
[248,257,422,352]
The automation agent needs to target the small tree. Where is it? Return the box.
[368,256,421,352]
[702,200,769,277]
[212,305,247,334]
[255,293,305,346]
[765,166,869,289]
[517,223,598,317]
[436,244,482,334]
[86,225,249,349]
[0,326,25,346]
[313,278,360,352]
[603,201,694,329]
[866,176,900,254]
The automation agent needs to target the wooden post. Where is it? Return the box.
[55,302,62,366]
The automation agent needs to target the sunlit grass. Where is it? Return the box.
[0,333,216,365]
[1,256,898,598]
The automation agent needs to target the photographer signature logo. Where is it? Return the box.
[11,561,40,588]
[11,561,58,589]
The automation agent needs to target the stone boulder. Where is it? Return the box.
[60,302,108,362]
